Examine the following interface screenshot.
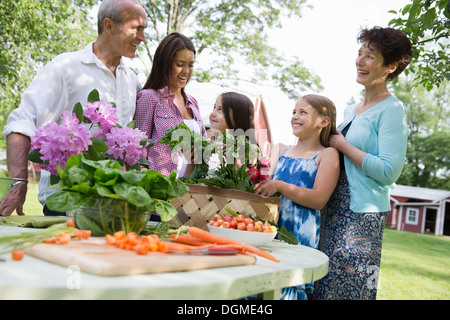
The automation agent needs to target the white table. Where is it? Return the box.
[0,225,328,300]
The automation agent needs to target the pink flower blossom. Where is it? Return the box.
[31,112,92,175]
[84,101,118,138]
[105,127,148,166]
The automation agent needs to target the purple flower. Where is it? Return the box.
[84,101,118,138]
[31,112,92,175]
[105,127,147,166]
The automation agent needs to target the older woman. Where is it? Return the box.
[312,27,413,300]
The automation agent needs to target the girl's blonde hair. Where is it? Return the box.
[301,94,337,147]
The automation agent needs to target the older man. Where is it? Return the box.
[1,0,148,216]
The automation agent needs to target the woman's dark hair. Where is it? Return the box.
[221,92,255,132]
[143,32,196,91]
[357,26,413,81]
[221,92,256,143]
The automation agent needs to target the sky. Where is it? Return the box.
[187,0,411,146]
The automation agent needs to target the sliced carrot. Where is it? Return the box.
[126,232,138,240]
[75,230,84,239]
[12,250,24,261]
[157,241,168,253]
[82,230,91,239]
[134,244,149,255]
[105,234,117,245]
[140,235,158,251]
[57,232,71,244]
[188,227,280,262]
[66,219,75,228]
[113,230,126,240]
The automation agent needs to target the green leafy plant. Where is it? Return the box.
[27,89,154,181]
[45,154,189,234]
[160,122,261,192]
[388,0,449,90]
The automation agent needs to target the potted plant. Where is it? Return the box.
[160,122,281,230]
[28,90,188,236]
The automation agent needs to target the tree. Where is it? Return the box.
[137,0,322,99]
[0,0,96,148]
[392,78,450,190]
[388,0,449,90]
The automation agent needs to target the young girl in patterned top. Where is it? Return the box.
[254,94,340,300]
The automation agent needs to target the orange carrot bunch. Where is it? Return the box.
[171,227,280,262]
[105,230,234,256]
[105,231,165,255]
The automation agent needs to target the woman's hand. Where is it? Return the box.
[329,131,366,171]
[328,131,347,152]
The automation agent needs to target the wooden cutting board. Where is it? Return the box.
[26,237,256,276]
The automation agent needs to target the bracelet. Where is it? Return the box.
[0,177,28,182]
[9,181,28,190]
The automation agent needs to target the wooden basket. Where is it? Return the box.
[170,184,281,230]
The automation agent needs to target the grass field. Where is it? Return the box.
[19,181,450,300]
[378,227,450,300]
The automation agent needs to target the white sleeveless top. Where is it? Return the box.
[177,119,201,177]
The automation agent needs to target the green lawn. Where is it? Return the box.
[378,227,450,300]
[21,182,450,300]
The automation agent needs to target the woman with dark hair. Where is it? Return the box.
[208,92,258,170]
[134,32,205,177]
[312,26,413,300]
[208,92,256,141]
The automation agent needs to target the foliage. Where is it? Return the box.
[45,154,189,222]
[391,78,450,190]
[388,0,449,90]
[160,122,263,192]
[138,0,322,99]
[27,89,154,178]
[0,222,78,255]
[0,0,97,148]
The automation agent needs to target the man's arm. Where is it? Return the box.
[0,133,31,216]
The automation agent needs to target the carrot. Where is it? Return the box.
[188,227,280,262]
[140,235,158,252]
[56,232,71,244]
[134,244,149,255]
[159,240,204,252]
[105,234,116,245]
[66,219,75,228]
[75,230,84,239]
[12,250,25,261]
[160,240,219,252]
[81,230,91,239]
[170,234,212,247]
[44,236,58,244]
[158,241,168,253]
[113,230,126,240]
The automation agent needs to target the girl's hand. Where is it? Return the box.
[254,180,279,197]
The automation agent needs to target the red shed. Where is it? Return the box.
[388,185,450,236]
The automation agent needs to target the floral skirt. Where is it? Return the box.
[311,171,387,300]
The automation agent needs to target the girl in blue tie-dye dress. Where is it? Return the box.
[254,94,340,300]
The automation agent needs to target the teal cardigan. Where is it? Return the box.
[338,96,408,213]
